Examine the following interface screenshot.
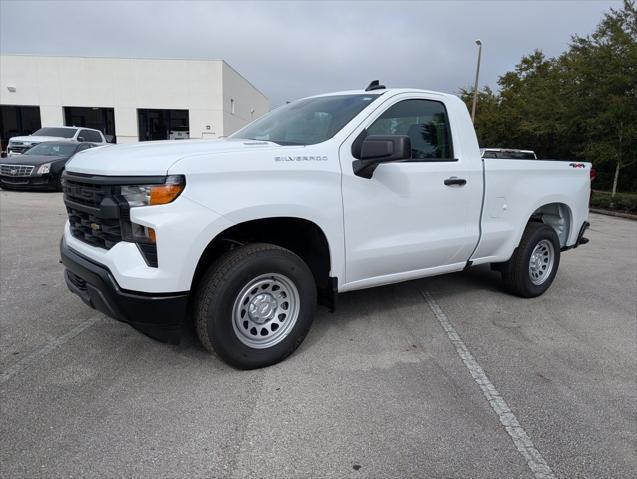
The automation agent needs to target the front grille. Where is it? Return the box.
[8,145,30,154]
[0,164,34,176]
[63,173,160,267]
[63,178,123,250]
[66,207,123,249]
[64,179,112,208]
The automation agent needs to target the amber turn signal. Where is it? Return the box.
[149,176,185,206]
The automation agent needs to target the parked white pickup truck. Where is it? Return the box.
[60,84,591,368]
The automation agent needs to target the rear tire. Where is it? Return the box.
[501,222,561,298]
[195,243,316,369]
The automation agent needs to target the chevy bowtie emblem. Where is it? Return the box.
[90,223,101,231]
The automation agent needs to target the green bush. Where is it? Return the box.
[591,191,637,213]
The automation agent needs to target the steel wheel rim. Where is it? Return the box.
[528,239,555,285]
[232,273,300,349]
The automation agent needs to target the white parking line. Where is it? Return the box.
[0,315,102,385]
[421,290,556,479]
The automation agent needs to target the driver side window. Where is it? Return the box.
[79,129,102,142]
[367,99,454,160]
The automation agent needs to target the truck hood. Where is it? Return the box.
[65,138,280,176]
[10,136,73,144]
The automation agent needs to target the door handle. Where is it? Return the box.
[444,177,467,186]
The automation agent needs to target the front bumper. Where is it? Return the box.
[0,173,56,190]
[60,238,188,344]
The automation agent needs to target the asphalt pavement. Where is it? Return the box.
[1,189,635,478]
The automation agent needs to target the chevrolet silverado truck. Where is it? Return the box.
[60,83,591,369]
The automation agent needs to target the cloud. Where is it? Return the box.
[0,0,621,106]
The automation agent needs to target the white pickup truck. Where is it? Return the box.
[60,84,591,368]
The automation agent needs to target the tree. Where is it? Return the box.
[460,0,637,195]
[564,0,637,197]
[461,51,572,159]
[458,86,503,147]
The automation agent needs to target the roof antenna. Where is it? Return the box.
[365,80,386,91]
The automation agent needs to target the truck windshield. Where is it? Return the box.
[32,128,77,138]
[231,94,380,145]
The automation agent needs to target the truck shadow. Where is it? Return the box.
[302,264,505,349]
[172,265,507,362]
[174,264,505,362]
[327,264,503,318]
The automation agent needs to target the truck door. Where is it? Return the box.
[339,94,483,288]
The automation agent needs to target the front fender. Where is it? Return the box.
[184,201,344,286]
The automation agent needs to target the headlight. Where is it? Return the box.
[37,162,52,174]
[118,175,186,267]
[120,175,185,207]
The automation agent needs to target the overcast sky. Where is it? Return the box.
[0,0,621,106]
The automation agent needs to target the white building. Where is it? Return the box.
[0,55,268,149]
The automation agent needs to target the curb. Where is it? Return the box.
[590,208,637,220]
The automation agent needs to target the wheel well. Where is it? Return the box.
[528,203,572,247]
[192,217,332,293]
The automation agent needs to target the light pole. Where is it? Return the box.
[471,39,482,123]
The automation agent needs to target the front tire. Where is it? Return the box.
[501,222,561,298]
[195,243,316,369]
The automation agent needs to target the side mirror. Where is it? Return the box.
[352,135,411,178]
[77,136,86,142]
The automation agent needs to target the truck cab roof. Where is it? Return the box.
[305,88,457,100]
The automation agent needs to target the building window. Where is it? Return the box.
[1,105,41,153]
[230,99,235,115]
[64,107,116,143]
[137,109,189,142]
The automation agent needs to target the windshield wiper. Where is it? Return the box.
[270,140,305,146]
